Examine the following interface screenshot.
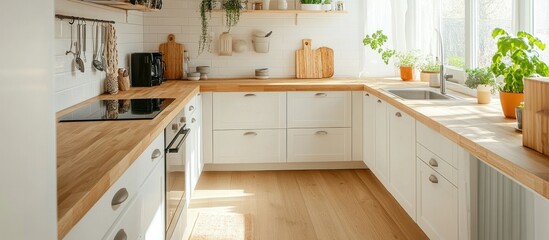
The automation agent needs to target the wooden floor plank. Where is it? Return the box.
[185,170,427,240]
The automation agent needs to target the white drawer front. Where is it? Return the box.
[416,122,457,168]
[64,133,164,240]
[287,128,351,162]
[417,160,458,240]
[102,190,142,240]
[213,92,286,130]
[185,93,198,118]
[213,129,286,163]
[287,91,351,128]
[417,143,458,186]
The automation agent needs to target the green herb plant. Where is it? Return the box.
[362,30,396,65]
[301,0,323,4]
[394,50,420,68]
[223,0,243,32]
[465,67,497,94]
[419,55,440,72]
[490,28,549,93]
[199,0,214,55]
[323,0,332,4]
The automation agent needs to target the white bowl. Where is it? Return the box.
[187,76,200,81]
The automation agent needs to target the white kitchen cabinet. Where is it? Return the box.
[64,133,164,240]
[362,92,376,169]
[202,92,213,164]
[287,128,352,162]
[213,129,286,163]
[213,92,286,130]
[417,159,458,240]
[187,93,202,192]
[287,91,351,128]
[387,105,416,219]
[373,97,389,186]
[417,122,457,168]
[352,91,363,161]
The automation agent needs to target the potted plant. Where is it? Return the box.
[362,30,396,65]
[394,50,420,81]
[465,67,497,104]
[419,55,440,83]
[223,0,243,31]
[199,0,214,55]
[490,28,549,118]
[322,0,332,10]
[301,0,322,11]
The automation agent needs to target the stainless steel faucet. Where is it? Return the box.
[436,29,452,95]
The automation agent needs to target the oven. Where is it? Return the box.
[164,109,190,238]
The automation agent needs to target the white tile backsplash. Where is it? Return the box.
[143,0,363,79]
[54,0,144,112]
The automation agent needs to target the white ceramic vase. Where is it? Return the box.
[278,0,287,10]
[219,32,232,56]
[263,0,270,10]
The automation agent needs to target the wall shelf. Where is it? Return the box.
[80,0,160,12]
[212,9,348,25]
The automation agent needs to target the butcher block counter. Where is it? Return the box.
[56,78,549,238]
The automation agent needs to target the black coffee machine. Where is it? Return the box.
[130,52,165,87]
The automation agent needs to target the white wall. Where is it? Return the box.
[54,0,145,111]
[0,1,57,239]
[143,0,363,78]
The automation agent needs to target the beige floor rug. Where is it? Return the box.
[189,213,253,240]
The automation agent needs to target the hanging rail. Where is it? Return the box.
[55,14,115,24]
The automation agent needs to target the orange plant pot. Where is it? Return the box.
[400,66,414,81]
[499,91,524,119]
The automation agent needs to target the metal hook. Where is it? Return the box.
[68,18,75,25]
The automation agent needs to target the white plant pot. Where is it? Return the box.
[322,4,332,11]
[252,36,270,53]
[278,0,288,9]
[420,71,439,83]
[263,0,271,10]
[301,4,322,11]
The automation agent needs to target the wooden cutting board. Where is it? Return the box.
[319,47,334,78]
[159,34,184,80]
[296,39,323,79]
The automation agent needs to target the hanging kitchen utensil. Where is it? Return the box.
[75,20,85,73]
[295,39,322,79]
[101,24,107,71]
[65,20,76,56]
[159,34,185,79]
[93,23,104,71]
[82,20,87,62]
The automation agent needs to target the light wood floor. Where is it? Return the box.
[184,170,428,240]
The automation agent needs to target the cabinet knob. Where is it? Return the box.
[377,99,382,103]
[244,93,256,97]
[179,117,185,123]
[111,188,129,208]
[172,123,179,131]
[191,118,196,123]
[244,132,258,136]
[315,93,327,97]
[395,112,402,117]
[113,229,127,240]
[188,105,195,111]
[365,93,370,96]
[151,149,162,161]
[315,131,328,135]
[197,93,201,96]
[429,158,438,167]
[429,175,439,184]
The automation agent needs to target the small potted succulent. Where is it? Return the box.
[465,67,497,104]
[394,50,420,81]
[301,0,323,10]
[419,55,440,83]
[490,28,549,118]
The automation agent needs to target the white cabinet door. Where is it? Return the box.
[141,160,165,240]
[352,91,363,161]
[362,92,376,169]
[287,128,352,162]
[213,129,286,163]
[213,92,286,130]
[202,92,213,164]
[387,105,416,219]
[373,97,389,186]
[417,160,458,240]
[287,91,351,128]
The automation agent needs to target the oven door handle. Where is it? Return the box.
[166,127,190,153]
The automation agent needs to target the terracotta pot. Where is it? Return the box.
[400,66,414,81]
[499,91,524,119]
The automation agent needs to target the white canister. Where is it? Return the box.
[278,0,287,10]
[301,4,322,11]
[219,32,232,56]
[252,36,270,53]
[263,0,270,10]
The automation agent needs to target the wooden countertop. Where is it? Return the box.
[56,78,549,238]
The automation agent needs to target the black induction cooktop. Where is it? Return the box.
[59,98,175,122]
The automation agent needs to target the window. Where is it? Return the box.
[477,0,514,67]
[533,0,549,62]
[441,0,465,68]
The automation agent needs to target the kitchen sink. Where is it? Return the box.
[384,88,458,100]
